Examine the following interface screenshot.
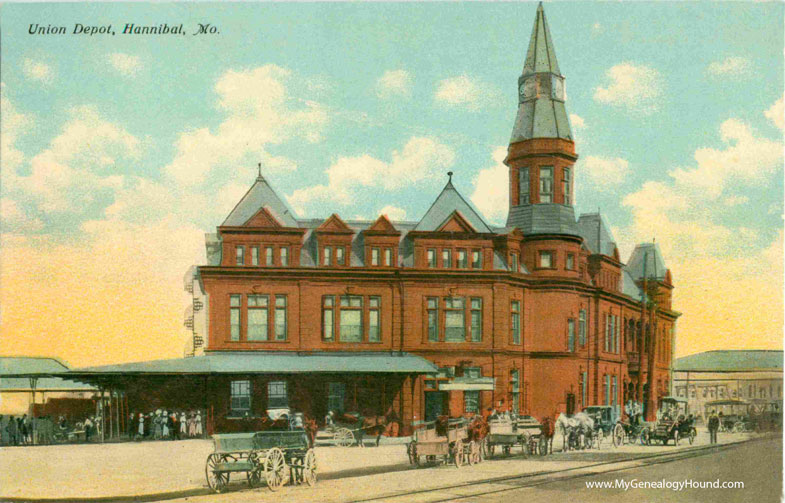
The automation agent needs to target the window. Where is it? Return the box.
[567,318,575,352]
[324,247,332,266]
[328,382,345,413]
[236,246,245,265]
[444,298,465,342]
[336,246,345,266]
[539,251,553,268]
[267,381,288,409]
[604,374,610,405]
[230,380,251,413]
[470,298,482,342]
[247,295,269,341]
[371,248,380,266]
[539,166,553,203]
[612,375,617,405]
[322,296,335,341]
[230,295,242,341]
[274,296,287,340]
[442,249,452,269]
[369,296,381,342]
[280,247,289,267]
[471,249,482,269]
[427,298,439,342]
[464,367,481,413]
[510,252,519,272]
[457,249,468,268]
[251,246,260,266]
[339,296,363,342]
[566,253,575,270]
[511,300,521,344]
[511,370,520,412]
[265,246,274,266]
[563,167,572,205]
[519,167,530,204]
[385,248,393,267]
[581,371,588,408]
[578,309,587,346]
[427,249,436,268]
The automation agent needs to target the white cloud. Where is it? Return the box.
[22,59,53,83]
[723,195,749,206]
[569,114,586,130]
[469,146,508,224]
[764,96,783,130]
[0,198,43,232]
[582,156,630,187]
[378,205,407,221]
[707,56,752,77]
[593,63,663,114]
[108,53,142,76]
[376,70,412,99]
[434,75,499,111]
[0,85,32,190]
[164,65,327,187]
[287,137,455,215]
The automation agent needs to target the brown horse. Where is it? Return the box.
[332,411,399,447]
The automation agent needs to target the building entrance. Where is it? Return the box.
[425,391,447,421]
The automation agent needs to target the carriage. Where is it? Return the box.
[516,415,549,456]
[582,406,625,448]
[620,413,649,445]
[485,417,520,457]
[645,396,695,445]
[407,418,478,467]
[748,399,783,432]
[205,431,316,493]
[704,399,750,433]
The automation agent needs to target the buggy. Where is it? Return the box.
[582,406,625,448]
[407,418,477,467]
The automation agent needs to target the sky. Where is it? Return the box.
[0,1,783,369]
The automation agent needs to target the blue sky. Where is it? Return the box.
[1,1,783,362]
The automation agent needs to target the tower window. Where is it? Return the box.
[519,167,530,205]
[540,167,553,203]
[563,167,572,205]
[539,250,553,268]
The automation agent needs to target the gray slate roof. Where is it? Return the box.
[576,213,618,256]
[222,175,299,227]
[620,268,643,301]
[626,242,667,280]
[71,352,438,375]
[674,350,783,372]
[506,203,579,236]
[0,377,96,391]
[0,357,70,376]
[413,180,493,233]
[523,3,561,75]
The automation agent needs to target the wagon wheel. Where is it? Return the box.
[247,452,264,488]
[538,435,548,456]
[640,428,650,446]
[453,439,464,468]
[688,428,696,445]
[503,444,512,456]
[264,447,287,492]
[407,442,418,466]
[303,449,317,487]
[205,453,229,493]
[488,443,496,457]
[612,424,624,448]
[335,428,355,447]
[467,440,477,466]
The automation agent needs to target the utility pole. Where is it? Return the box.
[641,249,660,421]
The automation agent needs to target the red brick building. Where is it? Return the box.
[188,4,679,432]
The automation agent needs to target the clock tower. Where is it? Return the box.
[506,3,579,238]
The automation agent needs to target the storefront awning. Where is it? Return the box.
[62,351,438,376]
[439,377,495,391]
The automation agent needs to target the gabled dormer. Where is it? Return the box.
[315,214,354,267]
[494,227,525,273]
[576,212,621,290]
[363,215,401,268]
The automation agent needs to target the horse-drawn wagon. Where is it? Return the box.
[407,418,478,467]
[516,415,550,456]
[582,406,625,448]
[485,417,520,457]
[205,430,316,493]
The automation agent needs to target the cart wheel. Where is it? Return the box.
[453,439,464,468]
[640,428,650,446]
[612,424,624,448]
[205,453,229,493]
[264,447,287,492]
[247,452,264,488]
[335,428,355,447]
[538,436,548,456]
[303,449,317,487]
[689,428,696,445]
[467,440,477,466]
[503,445,512,456]
[407,442,417,466]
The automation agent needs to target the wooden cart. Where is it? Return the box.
[516,416,548,456]
[486,418,519,457]
[205,431,316,493]
[407,418,476,467]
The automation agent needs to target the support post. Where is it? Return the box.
[100,388,106,443]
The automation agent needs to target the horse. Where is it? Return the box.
[332,411,399,447]
[555,412,594,451]
[539,416,555,455]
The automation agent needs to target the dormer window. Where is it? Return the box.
[427,249,436,268]
[280,247,289,266]
[236,246,245,266]
[265,246,274,266]
[472,250,482,269]
[384,248,393,267]
[324,247,332,266]
[457,249,468,268]
[371,248,380,266]
[251,246,259,266]
[442,249,452,269]
[510,252,519,273]
[336,246,345,266]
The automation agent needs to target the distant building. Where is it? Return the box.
[672,350,783,421]
[0,356,96,415]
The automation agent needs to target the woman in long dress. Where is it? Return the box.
[188,412,196,437]
[180,412,187,438]
[162,410,169,438]
[137,413,144,439]
[195,411,203,436]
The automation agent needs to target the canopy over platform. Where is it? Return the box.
[0,356,71,376]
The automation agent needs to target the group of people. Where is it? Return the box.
[130,409,203,440]
[0,414,102,445]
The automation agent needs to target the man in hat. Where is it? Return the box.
[707,410,719,444]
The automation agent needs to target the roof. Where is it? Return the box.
[506,203,579,236]
[674,350,784,372]
[68,352,438,375]
[576,213,617,256]
[0,377,96,392]
[0,357,70,376]
[414,178,493,233]
[523,3,561,76]
[221,174,299,227]
[626,242,667,281]
[620,268,643,301]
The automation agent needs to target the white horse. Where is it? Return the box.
[555,412,595,451]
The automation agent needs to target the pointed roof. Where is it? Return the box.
[576,213,618,256]
[243,206,284,228]
[316,213,354,234]
[364,214,400,235]
[626,242,668,281]
[222,174,298,228]
[414,178,493,233]
[437,211,478,233]
[523,3,561,77]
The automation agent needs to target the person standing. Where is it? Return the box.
[179,411,187,439]
[84,416,93,443]
[708,410,719,444]
[6,415,17,446]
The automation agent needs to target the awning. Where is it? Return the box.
[0,377,97,392]
[63,351,438,376]
[439,377,495,391]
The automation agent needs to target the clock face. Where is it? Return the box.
[520,77,537,100]
[551,76,565,101]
